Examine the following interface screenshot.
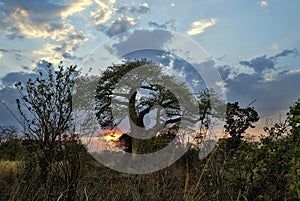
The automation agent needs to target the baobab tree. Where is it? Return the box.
[95,59,199,154]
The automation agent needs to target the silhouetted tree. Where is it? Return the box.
[95,59,198,154]
[194,88,226,149]
[286,98,300,198]
[15,62,81,200]
[224,102,259,149]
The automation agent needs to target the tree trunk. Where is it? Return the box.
[130,120,139,155]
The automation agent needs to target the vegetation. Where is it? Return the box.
[14,62,84,200]
[0,60,299,200]
[95,59,198,154]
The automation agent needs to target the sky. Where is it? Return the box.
[0,0,300,135]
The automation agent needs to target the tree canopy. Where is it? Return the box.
[224,102,260,149]
[95,59,199,153]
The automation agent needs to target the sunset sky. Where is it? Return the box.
[0,0,300,135]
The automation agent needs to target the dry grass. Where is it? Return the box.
[0,160,24,201]
[0,160,23,179]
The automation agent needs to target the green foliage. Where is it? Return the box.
[95,59,192,129]
[95,59,197,153]
[0,138,26,161]
[286,98,300,199]
[225,102,259,149]
[287,156,300,199]
[0,126,26,161]
[14,62,86,200]
[15,62,77,141]
[0,58,299,200]
[194,88,226,148]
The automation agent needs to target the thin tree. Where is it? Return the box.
[15,62,80,200]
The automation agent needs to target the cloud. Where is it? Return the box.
[272,48,298,59]
[0,49,9,53]
[0,48,23,60]
[82,29,175,75]
[6,33,24,40]
[0,60,52,91]
[1,60,53,87]
[223,70,278,114]
[61,0,93,19]
[239,55,275,74]
[218,49,300,115]
[117,2,150,14]
[111,29,173,57]
[1,0,91,21]
[287,68,300,75]
[105,47,207,92]
[187,18,218,36]
[260,1,268,7]
[1,72,34,87]
[6,8,83,41]
[32,31,87,62]
[0,87,21,127]
[0,60,53,127]
[94,2,151,35]
[90,0,116,25]
[148,20,178,30]
[256,71,300,114]
[33,30,87,61]
[217,65,233,80]
[0,1,89,63]
[239,49,298,74]
[138,2,150,13]
[97,15,137,37]
[62,53,77,60]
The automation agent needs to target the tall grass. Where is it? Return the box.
[0,160,23,201]
[0,143,297,201]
